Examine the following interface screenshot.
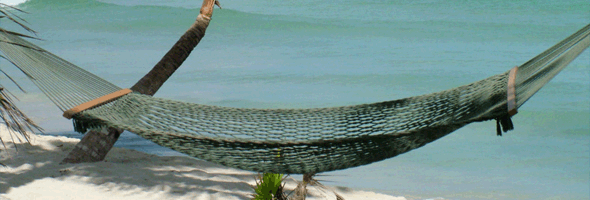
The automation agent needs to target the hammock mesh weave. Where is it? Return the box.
[0,24,588,174]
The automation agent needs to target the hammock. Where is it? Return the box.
[0,24,588,174]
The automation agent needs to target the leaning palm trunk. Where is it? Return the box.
[61,0,220,163]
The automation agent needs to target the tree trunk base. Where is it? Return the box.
[60,128,123,164]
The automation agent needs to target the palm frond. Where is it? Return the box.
[0,59,27,92]
[0,28,41,40]
[0,4,43,149]
[0,87,44,149]
[0,3,36,37]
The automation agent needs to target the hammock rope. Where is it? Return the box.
[0,24,588,174]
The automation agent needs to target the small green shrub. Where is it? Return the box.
[252,173,286,200]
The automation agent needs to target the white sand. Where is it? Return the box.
[0,128,405,200]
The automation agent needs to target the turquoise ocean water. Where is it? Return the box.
[1,0,589,199]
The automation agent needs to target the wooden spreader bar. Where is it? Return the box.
[63,88,133,119]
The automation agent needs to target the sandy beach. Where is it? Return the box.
[0,127,405,200]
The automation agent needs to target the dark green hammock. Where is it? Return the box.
[0,24,588,174]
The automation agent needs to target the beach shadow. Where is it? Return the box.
[0,135,347,200]
[0,136,257,199]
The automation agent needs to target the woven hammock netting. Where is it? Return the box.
[0,24,588,174]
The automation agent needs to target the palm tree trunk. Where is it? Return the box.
[61,0,219,163]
